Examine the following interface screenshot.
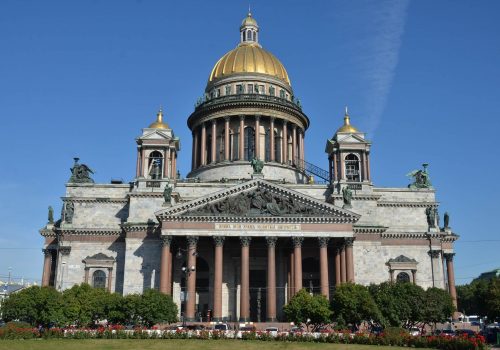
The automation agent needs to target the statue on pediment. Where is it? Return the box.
[64,201,74,224]
[69,158,94,183]
[48,206,54,224]
[163,180,172,203]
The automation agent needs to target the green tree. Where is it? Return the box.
[61,283,111,327]
[369,282,425,328]
[421,287,454,327]
[122,294,142,325]
[485,278,500,321]
[283,289,332,331]
[136,289,178,327]
[331,283,382,329]
[1,286,64,327]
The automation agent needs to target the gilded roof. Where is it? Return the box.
[208,43,291,85]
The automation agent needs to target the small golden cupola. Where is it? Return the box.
[336,107,359,133]
[148,107,169,129]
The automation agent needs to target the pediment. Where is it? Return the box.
[156,179,360,224]
[336,133,368,144]
[138,129,173,141]
[389,255,416,263]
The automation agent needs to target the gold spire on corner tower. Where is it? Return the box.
[336,106,359,133]
[148,106,169,129]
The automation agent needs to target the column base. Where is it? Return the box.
[184,317,196,322]
[239,317,250,323]
[266,317,277,322]
[212,317,222,322]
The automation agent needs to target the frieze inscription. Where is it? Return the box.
[215,223,301,231]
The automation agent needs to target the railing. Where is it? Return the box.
[146,180,161,188]
[347,183,362,191]
[195,93,303,112]
[294,157,330,182]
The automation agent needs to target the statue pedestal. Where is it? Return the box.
[162,202,172,207]
[342,204,352,209]
[251,173,264,180]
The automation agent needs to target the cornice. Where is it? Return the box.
[121,222,160,232]
[377,201,439,208]
[128,192,164,198]
[164,215,352,224]
[61,197,128,204]
[57,228,123,236]
[330,194,381,201]
[353,225,388,234]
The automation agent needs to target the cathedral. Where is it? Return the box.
[40,12,458,323]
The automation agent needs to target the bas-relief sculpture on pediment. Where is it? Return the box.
[182,187,328,217]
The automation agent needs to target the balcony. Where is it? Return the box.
[194,93,303,112]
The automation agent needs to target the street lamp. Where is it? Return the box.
[175,247,197,260]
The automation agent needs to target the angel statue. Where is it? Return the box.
[68,158,94,183]
[407,163,432,189]
[250,157,264,174]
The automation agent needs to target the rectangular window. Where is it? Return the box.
[236,84,243,94]
[225,85,231,95]
[269,86,275,96]
[216,89,220,97]
[247,84,254,94]
[280,89,285,98]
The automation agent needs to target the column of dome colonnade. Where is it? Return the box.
[188,115,307,171]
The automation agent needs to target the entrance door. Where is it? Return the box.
[249,270,266,322]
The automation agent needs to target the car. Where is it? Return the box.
[408,327,421,336]
[436,329,455,337]
[290,326,304,335]
[455,329,477,337]
[265,327,279,336]
[371,326,384,335]
[213,323,229,331]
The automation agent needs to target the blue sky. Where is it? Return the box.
[0,0,499,286]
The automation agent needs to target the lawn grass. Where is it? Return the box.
[0,339,428,350]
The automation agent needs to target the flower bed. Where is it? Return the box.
[0,324,487,350]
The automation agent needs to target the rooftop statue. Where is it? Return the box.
[163,179,172,203]
[250,157,264,174]
[48,206,54,224]
[407,163,432,189]
[342,186,353,209]
[69,158,94,183]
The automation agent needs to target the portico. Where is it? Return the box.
[156,179,358,322]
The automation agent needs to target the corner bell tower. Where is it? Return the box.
[135,107,180,181]
[325,108,372,189]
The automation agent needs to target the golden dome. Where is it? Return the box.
[241,13,258,28]
[209,43,291,85]
[336,108,359,133]
[148,108,169,129]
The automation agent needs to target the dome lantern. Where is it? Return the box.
[240,10,259,45]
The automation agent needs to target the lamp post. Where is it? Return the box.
[176,246,197,325]
[7,267,12,285]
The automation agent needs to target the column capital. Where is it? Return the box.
[411,269,417,273]
[59,246,71,255]
[344,237,355,247]
[428,249,441,258]
[224,116,231,122]
[161,235,173,247]
[213,236,225,247]
[240,236,252,247]
[292,236,304,248]
[211,119,217,125]
[186,236,199,247]
[283,119,288,125]
[239,115,245,121]
[443,252,455,261]
[292,123,297,130]
[42,248,52,256]
[255,115,261,121]
[266,236,278,248]
[318,237,330,248]
[269,116,275,122]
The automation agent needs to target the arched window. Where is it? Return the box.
[247,30,252,41]
[93,270,106,289]
[396,272,410,283]
[244,127,255,161]
[148,151,163,179]
[280,89,285,99]
[242,31,246,41]
[207,133,212,164]
[345,154,360,182]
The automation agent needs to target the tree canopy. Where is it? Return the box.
[283,289,332,331]
[331,283,382,328]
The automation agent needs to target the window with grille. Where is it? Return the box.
[396,272,410,283]
[345,153,360,182]
[93,270,106,289]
